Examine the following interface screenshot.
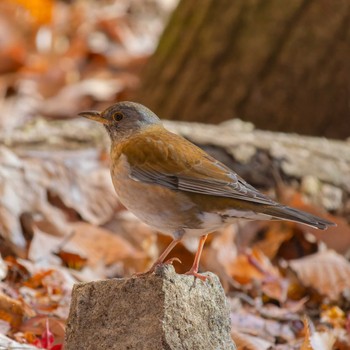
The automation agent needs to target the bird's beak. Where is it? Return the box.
[78,110,108,124]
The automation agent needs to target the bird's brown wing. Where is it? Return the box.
[122,128,335,230]
[123,129,276,205]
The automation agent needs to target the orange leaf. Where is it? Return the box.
[0,291,34,329]
[300,316,335,350]
[300,317,313,350]
[23,270,54,289]
[229,248,279,284]
[55,250,88,271]
[9,0,54,25]
[4,256,31,284]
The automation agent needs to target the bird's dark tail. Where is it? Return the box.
[262,205,336,230]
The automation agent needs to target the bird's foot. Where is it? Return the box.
[133,257,181,278]
[184,269,210,282]
[164,257,182,265]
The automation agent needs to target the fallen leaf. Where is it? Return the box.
[55,250,88,271]
[300,317,313,350]
[4,256,31,284]
[21,316,65,348]
[231,329,274,350]
[0,254,8,280]
[0,146,118,255]
[279,190,349,254]
[332,327,350,350]
[0,333,37,349]
[252,222,294,260]
[11,0,54,25]
[0,319,10,334]
[69,222,147,274]
[198,225,239,290]
[230,308,295,343]
[228,248,275,285]
[289,250,350,301]
[0,290,34,329]
[27,225,67,264]
[23,270,54,289]
[320,305,346,328]
[228,248,288,302]
[300,317,335,350]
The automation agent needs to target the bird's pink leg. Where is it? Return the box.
[135,238,182,277]
[185,234,209,281]
[154,238,182,266]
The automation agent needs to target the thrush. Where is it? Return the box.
[80,101,335,280]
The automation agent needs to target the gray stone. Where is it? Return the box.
[65,265,235,350]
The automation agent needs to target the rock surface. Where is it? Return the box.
[65,265,235,350]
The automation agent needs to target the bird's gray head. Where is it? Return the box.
[79,101,162,142]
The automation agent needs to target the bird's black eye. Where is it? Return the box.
[113,112,124,122]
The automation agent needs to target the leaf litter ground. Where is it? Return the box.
[0,0,349,349]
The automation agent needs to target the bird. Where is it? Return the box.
[79,101,335,281]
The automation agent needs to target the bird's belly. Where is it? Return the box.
[111,166,203,235]
[110,155,266,237]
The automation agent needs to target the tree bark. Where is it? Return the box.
[135,0,350,139]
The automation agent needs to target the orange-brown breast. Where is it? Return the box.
[110,130,203,235]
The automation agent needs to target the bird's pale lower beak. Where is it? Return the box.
[78,110,108,124]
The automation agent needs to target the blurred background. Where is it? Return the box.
[1,0,349,137]
[0,0,177,130]
[0,1,350,348]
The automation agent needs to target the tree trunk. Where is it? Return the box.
[135,0,350,139]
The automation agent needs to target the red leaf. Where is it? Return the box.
[51,345,63,350]
[41,319,54,349]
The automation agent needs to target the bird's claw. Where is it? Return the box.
[132,257,182,278]
[184,269,210,282]
[164,257,182,265]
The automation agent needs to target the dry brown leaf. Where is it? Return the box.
[0,146,118,254]
[28,219,147,276]
[56,250,88,271]
[10,0,54,25]
[200,225,238,290]
[300,317,313,350]
[20,316,65,345]
[252,222,294,260]
[0,291,34,329]
[281,190,349,254]
[18,265,74,318]
[332,327,350,350]
[0,254,8,280]
[230,309,295,343]
[289,250,350,301]
[228,248,276,285]
[305,216,350,256]
[104,211,157,259]
[69,222,147,273]
[0,9,26,75]
[258,302,303,322]
[4,256,31,284]
[0,333,37,349]
[300,317,335,350]
[228,248,288,302]
[28,226,66,263]
[320,306,346,328]
[0,318,10,334]
[231,330,273,350]
[23,269,54,289]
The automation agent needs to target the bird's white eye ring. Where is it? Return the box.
[113,112,124,122]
